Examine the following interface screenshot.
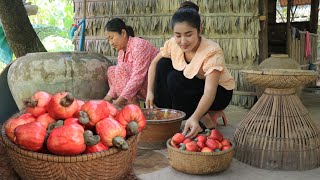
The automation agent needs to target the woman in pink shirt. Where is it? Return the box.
[146,2,235,138]
[104,18,158,107]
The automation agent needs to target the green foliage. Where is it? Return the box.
[33,24,65,40]
[63,2,74,33]
[28,0,75,51]
[42,36,74,52]
[29,0,74,38]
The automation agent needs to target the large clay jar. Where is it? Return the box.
[8,52,112,110]
[256,54,301,98]
[259,54,300,70]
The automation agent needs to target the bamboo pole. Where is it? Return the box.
[286,0,292,55]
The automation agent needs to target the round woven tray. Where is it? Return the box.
[241,69,317,88]
[166,139,234,175]
[1,122,139,180]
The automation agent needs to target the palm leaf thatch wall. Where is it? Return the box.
[72,0,260,108]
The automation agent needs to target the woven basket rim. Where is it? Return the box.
[240,69,317,76]
[142,108,186,124]
[166,138,234,156]
[1,123,138,162]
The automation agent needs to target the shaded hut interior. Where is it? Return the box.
[265,0,319,66]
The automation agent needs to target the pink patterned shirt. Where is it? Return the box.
[107,37,158,101]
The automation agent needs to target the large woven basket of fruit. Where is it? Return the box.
[0,91,147,180]
[167,129,234,175]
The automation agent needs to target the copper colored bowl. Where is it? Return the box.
[139,108,186,150]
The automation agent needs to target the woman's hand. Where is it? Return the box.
[145,92,154,108]
[103,95,113,102]
[182,118,203,139]
[112,100,122,108]
[112,96,127,108]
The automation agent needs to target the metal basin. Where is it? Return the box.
[139,108,186,150]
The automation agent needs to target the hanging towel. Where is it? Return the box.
[291,27,296,39]
[305,31,311,59]
[291,27,301,40]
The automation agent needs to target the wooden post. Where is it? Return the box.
[259,0,268,63]
[310,0,319,33]
[286,0,292,55]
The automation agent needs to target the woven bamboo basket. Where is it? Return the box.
[241,69,317,88]
[1,121,139,180]
[167,139,234,175]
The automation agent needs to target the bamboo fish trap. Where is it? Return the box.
[234,69,320,170]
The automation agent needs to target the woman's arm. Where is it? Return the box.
[145,53,163,108]
[183,70,221,138]
[116,42,156,106]
[104,65,117,102]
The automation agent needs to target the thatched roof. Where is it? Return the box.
[73,0,260,66]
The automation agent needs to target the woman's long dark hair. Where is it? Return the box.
[171,1,201,32]
[104,18,135,37]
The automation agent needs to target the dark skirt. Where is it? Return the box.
[154,58,233,118]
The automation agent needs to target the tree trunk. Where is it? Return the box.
[0,0,46,58]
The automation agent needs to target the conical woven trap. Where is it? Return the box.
[234,71,320,170]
